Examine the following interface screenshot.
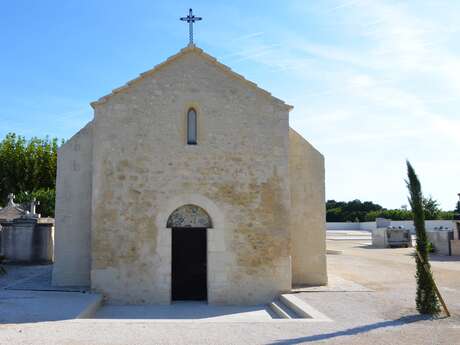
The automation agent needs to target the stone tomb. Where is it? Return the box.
[372,227,412,248]
[0,194,54,263]
[52,44,327,304]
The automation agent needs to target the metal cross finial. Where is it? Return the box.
[180,8,202,45]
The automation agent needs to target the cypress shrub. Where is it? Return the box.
[406,161,440,315]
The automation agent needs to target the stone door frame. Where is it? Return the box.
[156,193,227,304]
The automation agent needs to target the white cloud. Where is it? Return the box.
[205,1,460,208]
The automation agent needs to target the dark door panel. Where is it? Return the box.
[171,228,207,301]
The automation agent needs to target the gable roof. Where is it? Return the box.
[90,44,293,110]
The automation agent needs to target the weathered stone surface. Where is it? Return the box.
[427,230,453,255]
[289,129,327,286]
[1,217,54,263]
[371,227,412,248]
[52,122,93,286]
[52,45,326,304]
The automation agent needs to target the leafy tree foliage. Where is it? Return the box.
[364,209,413,221]
[406,161,440,315]
[326,199,383,222]
[454,197,460,220]
[15,188,56,218]
[422,196,441,220]
[0,133,60,216]
[327,197,453,222]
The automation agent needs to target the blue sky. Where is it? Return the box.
[1,1,459,210]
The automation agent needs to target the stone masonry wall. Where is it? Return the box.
[289,128,327,286]
[53,122,93,286]
[90,47,292,304]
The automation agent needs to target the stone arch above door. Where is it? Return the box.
[166,204,212,228]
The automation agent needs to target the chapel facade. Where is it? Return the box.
[52,44,327,304]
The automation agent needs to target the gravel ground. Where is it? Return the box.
[0,239,459,344]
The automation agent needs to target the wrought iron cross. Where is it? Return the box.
[180,8,202,45]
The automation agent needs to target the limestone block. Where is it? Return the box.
[208,229,226,252]
[451,240,460,256]
[427,231,453,256]
[376,218,391,228]
[52,122,93,286]
[372,228,387,248]
[289,128,327,286]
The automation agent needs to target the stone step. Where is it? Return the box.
[280,294,331,321]
[269,299,300,319]
[76,293,104,318]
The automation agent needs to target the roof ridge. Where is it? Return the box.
[90,45,293,110]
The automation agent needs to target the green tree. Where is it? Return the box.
[438,210,454,220]
[406,161,440,315]
[422,196,442,220]
[364,208,413,221]
[15,188,56,217]
[454,197,460,220]
[326,199,383,222]
[0,133,60,214]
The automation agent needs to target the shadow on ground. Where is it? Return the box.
[269,314,430,344]
[401,252,460,262]
[427,255,460,262]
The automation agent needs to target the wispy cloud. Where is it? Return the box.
[329,0,367,12]
[231,31,264,42]
[212,0,460,208]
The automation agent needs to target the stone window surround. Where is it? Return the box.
[186,108,197,145]
[183,102,202,147]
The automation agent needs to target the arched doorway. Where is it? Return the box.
[166,204,212,301]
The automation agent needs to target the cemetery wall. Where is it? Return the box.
[327,220,454,232]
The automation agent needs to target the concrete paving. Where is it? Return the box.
[0,264,99,324]
[1,235,459,344]
[0,290,102,323]
[94,302,277,321]
[1,264,87,292]
[326,230,372,241]
[0,265,322,323]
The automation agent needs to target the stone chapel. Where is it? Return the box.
[52,43,327,304]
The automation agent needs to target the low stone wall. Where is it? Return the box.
[358,222,376,231]
[327,220,455,232]
[329,220,456,255]
[326,222,362,230]
[1,217,54,263]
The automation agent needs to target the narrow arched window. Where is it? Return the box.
[187,108,197,145]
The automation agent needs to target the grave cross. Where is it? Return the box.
[180,8,202,45]
[30,197,40,215]
[7,193,15,207]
